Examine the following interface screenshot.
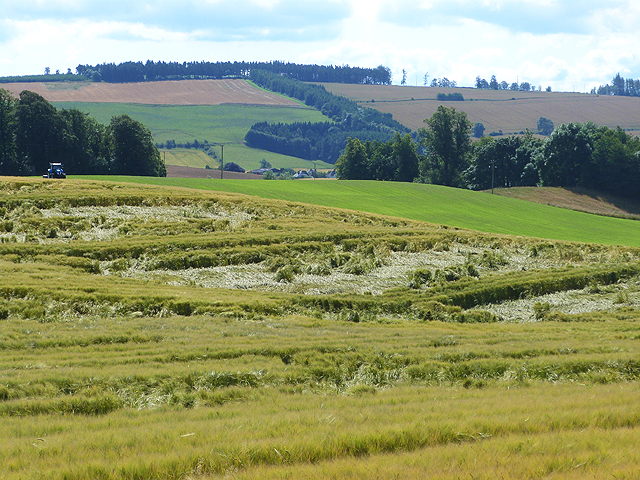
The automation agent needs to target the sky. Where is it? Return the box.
[1,0,639,92]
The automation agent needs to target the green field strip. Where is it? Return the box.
[52,102,329,144]
[80,177,640,246]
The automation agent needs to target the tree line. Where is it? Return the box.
[336,105,640,199]
[244,70,409,163]
[74,61,393,85]
[475,75,551,92]
[0,89,165,177]
[0,72,85,84]
[592,73,640,97]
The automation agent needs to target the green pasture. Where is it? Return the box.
[53,102,333,171]
[84,177,640,246]
[53,102,326,144]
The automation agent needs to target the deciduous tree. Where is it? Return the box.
[16,90,66,175]
[418,106,472,187]
[108,115,166,176]
[473,122,485,138]
[537,117,554,136]
[336,137,369,180]
[0,89,20,175]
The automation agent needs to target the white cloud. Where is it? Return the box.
[1,0,640,93]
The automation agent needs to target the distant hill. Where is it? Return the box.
[317,84,640,136]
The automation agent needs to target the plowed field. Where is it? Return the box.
[318,83,640,135]
[2,79,302,106]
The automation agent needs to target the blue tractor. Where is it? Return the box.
[43,163,66,179]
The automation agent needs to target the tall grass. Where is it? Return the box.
[1,178,640,479]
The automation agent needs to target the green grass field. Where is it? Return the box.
[53,102,332,171]
[53,102,326,145]
[80,177,640,247]
[2,178,640,479]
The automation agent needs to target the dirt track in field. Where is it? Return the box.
[2,79,303,106]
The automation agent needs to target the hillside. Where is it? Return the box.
[1,177,640,479]
[492,187,640,220]
[1,79,302,106]
[80,177,640,247]
[318,83,640,135]
[2,79,333,172]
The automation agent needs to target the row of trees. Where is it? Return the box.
[336,134,419,182]
[592,73,640,97]
[466,122,640,196]
[75,61,393,85]
[475,75,551,92]
[335,105,640,198]
[245,117,406,164]
[245,70,409,163]
[0,89,165,177]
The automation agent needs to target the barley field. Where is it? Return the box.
[1,178,639,479]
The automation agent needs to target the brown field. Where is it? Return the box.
[1,79,302,106]
[318,83,640,134]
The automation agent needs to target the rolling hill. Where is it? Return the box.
[79,176,640,247]
[6,78,640,175]
[2,79,335,173]
[318,83,640,136]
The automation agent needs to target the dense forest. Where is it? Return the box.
[0,89,165,177]
[338,105,640,198]
[244,70,409,163]
[73,61,393,85]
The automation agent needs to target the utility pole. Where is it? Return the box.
[491,158,495,194]
[220,144,224,180]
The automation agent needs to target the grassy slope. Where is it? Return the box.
[53,102,326,144]
[79,177,640,247]
[161,146,334,172]
[53,102,334,171]
[161,149,213,168]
